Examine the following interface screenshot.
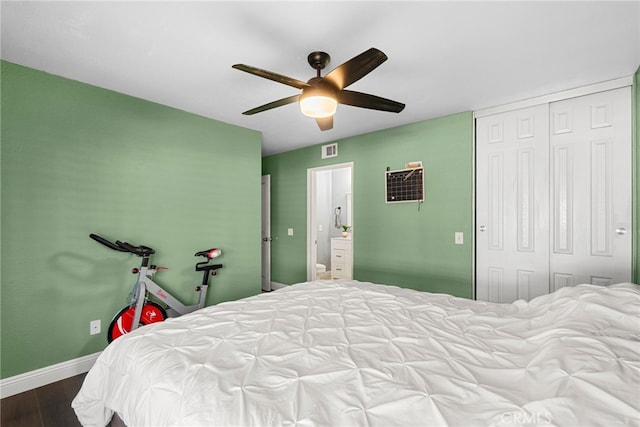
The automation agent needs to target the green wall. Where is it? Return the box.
[262,112,474,298]
[0,61,262,378]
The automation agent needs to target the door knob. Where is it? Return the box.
[479,225,487,232]
[616,228,627,235]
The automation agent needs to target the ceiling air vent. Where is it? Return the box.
[321,143,338,159]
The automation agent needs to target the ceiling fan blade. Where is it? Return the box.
[316,116,333,131]
[232,64,310,90]
[324,48,388,90]
[337,90,405,113]
[242,95,300,115]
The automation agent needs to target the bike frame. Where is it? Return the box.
[129,264,209,331]
[89,233,222,338]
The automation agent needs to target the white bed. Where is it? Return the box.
[72,280,640,426]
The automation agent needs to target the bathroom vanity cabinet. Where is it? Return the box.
[331,237,352,279]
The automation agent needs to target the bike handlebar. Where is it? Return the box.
[116,240,155,256]
[90,234,155,256]
[90,233,129,252]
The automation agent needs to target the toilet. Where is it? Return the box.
[316,263,331,279]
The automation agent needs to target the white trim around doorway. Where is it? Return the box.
[306,162,354,281]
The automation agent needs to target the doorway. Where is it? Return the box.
[307,162,354,281]
[261,175,271,291]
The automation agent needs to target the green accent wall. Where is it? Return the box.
[0,61,262,378]
[262,112,474,298]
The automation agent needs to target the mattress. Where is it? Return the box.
[72,280,640,426]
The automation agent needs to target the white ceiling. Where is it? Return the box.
[2,1,639,156]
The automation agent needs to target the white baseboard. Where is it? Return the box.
[0,352,101,399]
[270,281,287,290]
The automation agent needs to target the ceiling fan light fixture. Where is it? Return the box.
[300,95,338,118]
[300,90,338,119]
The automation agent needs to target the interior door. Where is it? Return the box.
[261,175,271,292]
[549,87,632,288]
[476,104,550,302]
[308,170,319,281]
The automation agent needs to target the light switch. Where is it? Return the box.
[288,228,294,236]
[455,232,464,245]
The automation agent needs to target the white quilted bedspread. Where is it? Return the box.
[72,280,640,427]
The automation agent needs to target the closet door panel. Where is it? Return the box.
[476,104,550,302]
[549,87,632,287]
[551,144,574,254]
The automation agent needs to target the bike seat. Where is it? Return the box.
[195,262,223,272]
[195,248,222,259]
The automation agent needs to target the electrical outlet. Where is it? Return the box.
[288,228,294,236]
[90,319,101,335]
[455,232,464,245]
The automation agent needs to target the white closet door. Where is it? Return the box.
[549,87,632,289]
[476,104,550,302]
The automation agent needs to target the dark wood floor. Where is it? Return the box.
[0,373,124,427]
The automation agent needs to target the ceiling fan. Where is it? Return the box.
[232,47,405,131]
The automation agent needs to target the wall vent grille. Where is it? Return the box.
[321,143,338,159]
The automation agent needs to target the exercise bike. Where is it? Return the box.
[89,234,223,343]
